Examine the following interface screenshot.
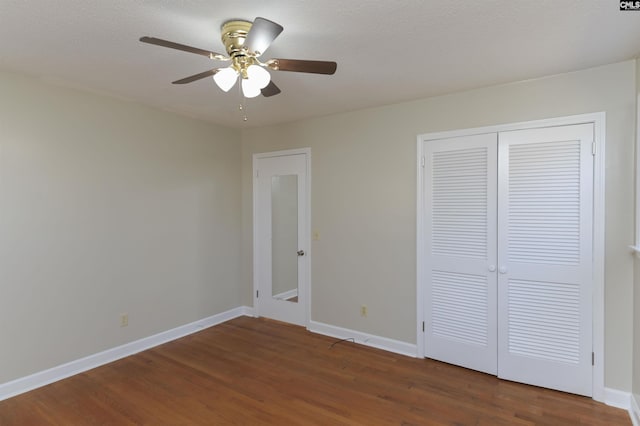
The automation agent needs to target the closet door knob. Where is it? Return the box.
[488,265,496,272]
[499,266,508,274]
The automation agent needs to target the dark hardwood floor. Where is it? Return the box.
[0,316,630,425]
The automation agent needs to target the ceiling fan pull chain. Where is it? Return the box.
[238,82,248,121]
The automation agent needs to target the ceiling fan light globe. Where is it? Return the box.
[241,78,261,98]
[213,67,238,92]
[246,64,271,89]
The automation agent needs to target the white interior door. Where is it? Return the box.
[423,133,498,375]
[422,123,594,396]
[497,124,594,396]
[254,151,309,326]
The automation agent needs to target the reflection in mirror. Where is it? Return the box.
[271,174,298,303]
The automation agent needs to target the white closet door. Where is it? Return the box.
[497,124,594,396]
[424,133,498,375]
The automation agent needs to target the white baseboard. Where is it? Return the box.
[604,387,631,410]
[308,320,418,358]
[603,388,638,426]
[239,305,255,317]
[630,394,640,426]
[0,305,253,402]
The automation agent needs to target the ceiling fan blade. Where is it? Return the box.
[261,81,281,97]
[172,69,220,84]
[268,59,337,75]
[140,36,227,61]
[244,17,283,56]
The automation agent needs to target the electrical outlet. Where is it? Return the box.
[120,313,128,327]
[360,305,368,317]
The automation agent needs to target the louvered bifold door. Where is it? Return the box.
[497,124,593,396]
[424,133,498,375]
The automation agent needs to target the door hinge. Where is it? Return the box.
[592,352,594,366]
[591,142,596,156]
[256,290,259,298]
[256,169,259,178]
[421,156,425,167]
[422,321,425,332]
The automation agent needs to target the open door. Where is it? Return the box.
[253,149,310,326]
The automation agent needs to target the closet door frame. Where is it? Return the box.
[416,112,606,402]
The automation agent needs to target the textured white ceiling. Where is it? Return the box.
[1,1,640,128]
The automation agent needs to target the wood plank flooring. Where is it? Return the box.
[0,317,630,425]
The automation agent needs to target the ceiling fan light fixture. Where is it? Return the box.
[213,67,238,92]
[246,64,271,89]
[241,77,262,98]
[141,16,337,105]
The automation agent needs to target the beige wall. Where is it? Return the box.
[241,60,636,392]
[0,71,242,384]
[633,59,640,407]
[634,258,640,404]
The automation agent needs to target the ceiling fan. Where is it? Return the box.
[140,17,337,99]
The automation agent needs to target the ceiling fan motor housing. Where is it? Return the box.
[221,20,256,76]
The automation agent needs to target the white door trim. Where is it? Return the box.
[416,112,606,402]
[253,148,312,327]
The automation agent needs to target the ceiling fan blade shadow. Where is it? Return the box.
[261,81,281,97]
[172,69,220,84]
[140,37,227,60]
[244,17,283,56]
[269,59,337,75]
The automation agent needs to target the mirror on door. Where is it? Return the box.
[271,174,298,303]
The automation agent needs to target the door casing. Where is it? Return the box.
[416,112,606,402]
